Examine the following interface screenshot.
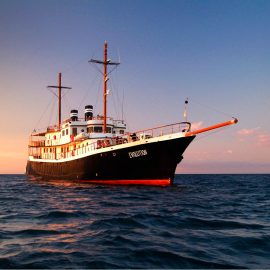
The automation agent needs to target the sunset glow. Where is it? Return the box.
[0,0,269,174]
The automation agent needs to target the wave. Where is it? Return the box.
[37,210,88,219]
[1,174,270,268]
[12,228,60,237]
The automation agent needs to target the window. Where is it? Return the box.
[62,130,65,136]
[66,129,69,135]
[106,127,112,133]
[87,127,93,133]
[94,126,102,133]
[120,130,124,134]
[72,128,77,136]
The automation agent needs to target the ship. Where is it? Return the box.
[26,42,238,186]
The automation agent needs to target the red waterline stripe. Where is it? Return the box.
[78,179,172,186]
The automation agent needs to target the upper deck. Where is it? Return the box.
[28,122,191,161]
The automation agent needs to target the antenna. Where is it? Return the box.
[184,98,188,122]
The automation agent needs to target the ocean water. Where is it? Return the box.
[0,174,270,269]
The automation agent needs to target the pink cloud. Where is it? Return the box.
[257,133,270,146]
[237,127,260,136]
[191,121,203,131]
[237,127,270,147]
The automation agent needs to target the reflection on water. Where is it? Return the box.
[1,174,270,268]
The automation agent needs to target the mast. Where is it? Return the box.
[48,73,72,130]
[58,73,61,129]
[104,42,108,133]
[89,41,120,133]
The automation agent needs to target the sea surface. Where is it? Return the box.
[0,174,270,269]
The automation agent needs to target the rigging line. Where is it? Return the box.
[117,47,121,66]
[91,63,103,76]
[64,94,72,112]
[61,88,71,99]
[62,95,71,115]
[61,89,72,113]
[110,83,120,120]
[112,66,125,120]
[119,89,129,128]
[33,94,55,130]
[77,73,99,111]
[94,77,102,113]
[48,99,57,127]
[47,88,58,98]
[193,125,232,142]
[190,98,233,118]
[111,70,121,105]
[110,74,121,118]
[121,89,125,121]
[61,56,88,74]
[107,64,119,76]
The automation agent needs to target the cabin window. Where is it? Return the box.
[72,128,77,136]
[62,130,65,136]
[87,127,93,133]
[120,130,124,134]
[106,127,112,133]
[94,126,102,133]
[66,129,69,135]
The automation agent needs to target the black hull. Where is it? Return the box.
[26,136,194,185]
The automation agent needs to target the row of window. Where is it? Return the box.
[43,142,91,154]
[62,129,69,136]
[48,126,125,141]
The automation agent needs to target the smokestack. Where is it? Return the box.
[70,109,78,121]
[84,105,93,121]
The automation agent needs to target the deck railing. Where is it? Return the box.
[28,122,191,160]
[126,122,191,142]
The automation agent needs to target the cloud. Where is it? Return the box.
[257,133,270,146]
[191,121,203,131]
[237,127,270,147]
[237,127,260,136]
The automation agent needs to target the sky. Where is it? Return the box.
[0,0,269,174]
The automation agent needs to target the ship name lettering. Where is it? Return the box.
[128,149,148,158]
